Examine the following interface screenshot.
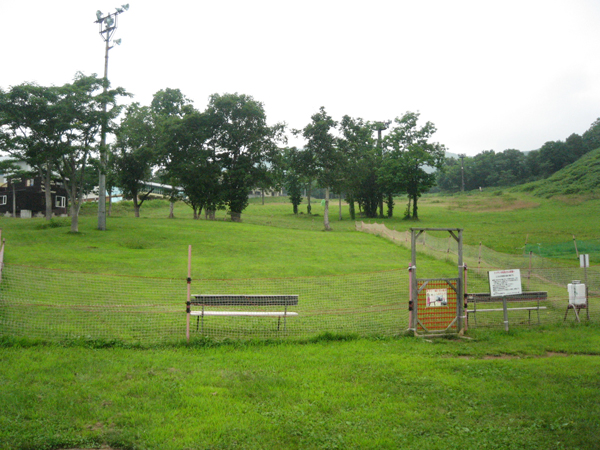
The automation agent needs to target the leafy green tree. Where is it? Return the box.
[294,146,319,215]
[436,157,461,191]
[114,103,157,217]
[0,74,126,228]
[151,88,218,219]
[382,112,445,220]
[159,109,223,219]
[301,107,340,230]
[0,83,63,219]
[538,141,569,177]
[281,147,304,214]
[151,88,193,118]
[54,74,127,232]
[582,118,600,152]
[206,93,284,222]
[338,115,379,219]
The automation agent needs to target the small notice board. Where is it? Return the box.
[488,269,522,297]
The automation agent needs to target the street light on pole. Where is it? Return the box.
[94,4,129,231]
[373,120,391,217]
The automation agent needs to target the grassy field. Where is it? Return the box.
[1,327,600,450]
[2,193,600,449]
[2,190,599,277]
[105,191,600,258]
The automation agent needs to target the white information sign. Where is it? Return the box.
[488,269,522,297]
[426,289,448,307]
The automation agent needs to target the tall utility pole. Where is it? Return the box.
[95,4,129,231]
[459,153,466,192]
[374,120,391,217]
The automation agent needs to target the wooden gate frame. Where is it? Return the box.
[409,228,465,336]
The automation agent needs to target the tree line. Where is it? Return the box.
[436,118,600,192]
[1,76,447,231]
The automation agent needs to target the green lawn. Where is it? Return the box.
[2,193,599,449]
[1,326,600,450]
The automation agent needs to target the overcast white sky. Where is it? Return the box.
[2,0,600,155]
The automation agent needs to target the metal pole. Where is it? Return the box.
[503,296,509,332]
[585,264,589,320]
[186,245,192,342]
[98,36,110,231]
[457,229,464,333]
[410,230,418,332]
[464,264,468,331]
[95,6,128,230]
[528,251,532,290]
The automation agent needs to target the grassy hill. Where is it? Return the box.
[514,147,600,198]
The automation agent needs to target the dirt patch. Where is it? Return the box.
[553,194,599,205]
[457,352,571,360]
[482,354,519,360]
[447,197,539,212]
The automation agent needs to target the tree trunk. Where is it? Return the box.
[387,193,394,218]
[70,208,79,232]
[348,195,355,220]
[132,192,141,218]
[379,195,384,218]
[307,181,312,215]
[261,189,265,205]
[412,194,419,220]
[231,211,241,222]
[338,196,342,221]
[168,200,175,219]
[323,187,331,231]
[69,193,81,232]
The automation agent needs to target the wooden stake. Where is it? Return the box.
[186,245,192,342]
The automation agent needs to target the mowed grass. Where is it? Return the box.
[4,189,596,278]
[1,326,600,450]
[2,194,600,449]
[0,201,460,279]
[105,191,600,259]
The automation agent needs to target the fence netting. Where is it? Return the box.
[357,221,599,329]
[0,265,408,343]
[1,224,598,344]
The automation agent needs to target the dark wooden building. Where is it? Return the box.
[0,176,68,217]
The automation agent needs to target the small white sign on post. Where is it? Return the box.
[488,269,523,298]
[580,254,590,268]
